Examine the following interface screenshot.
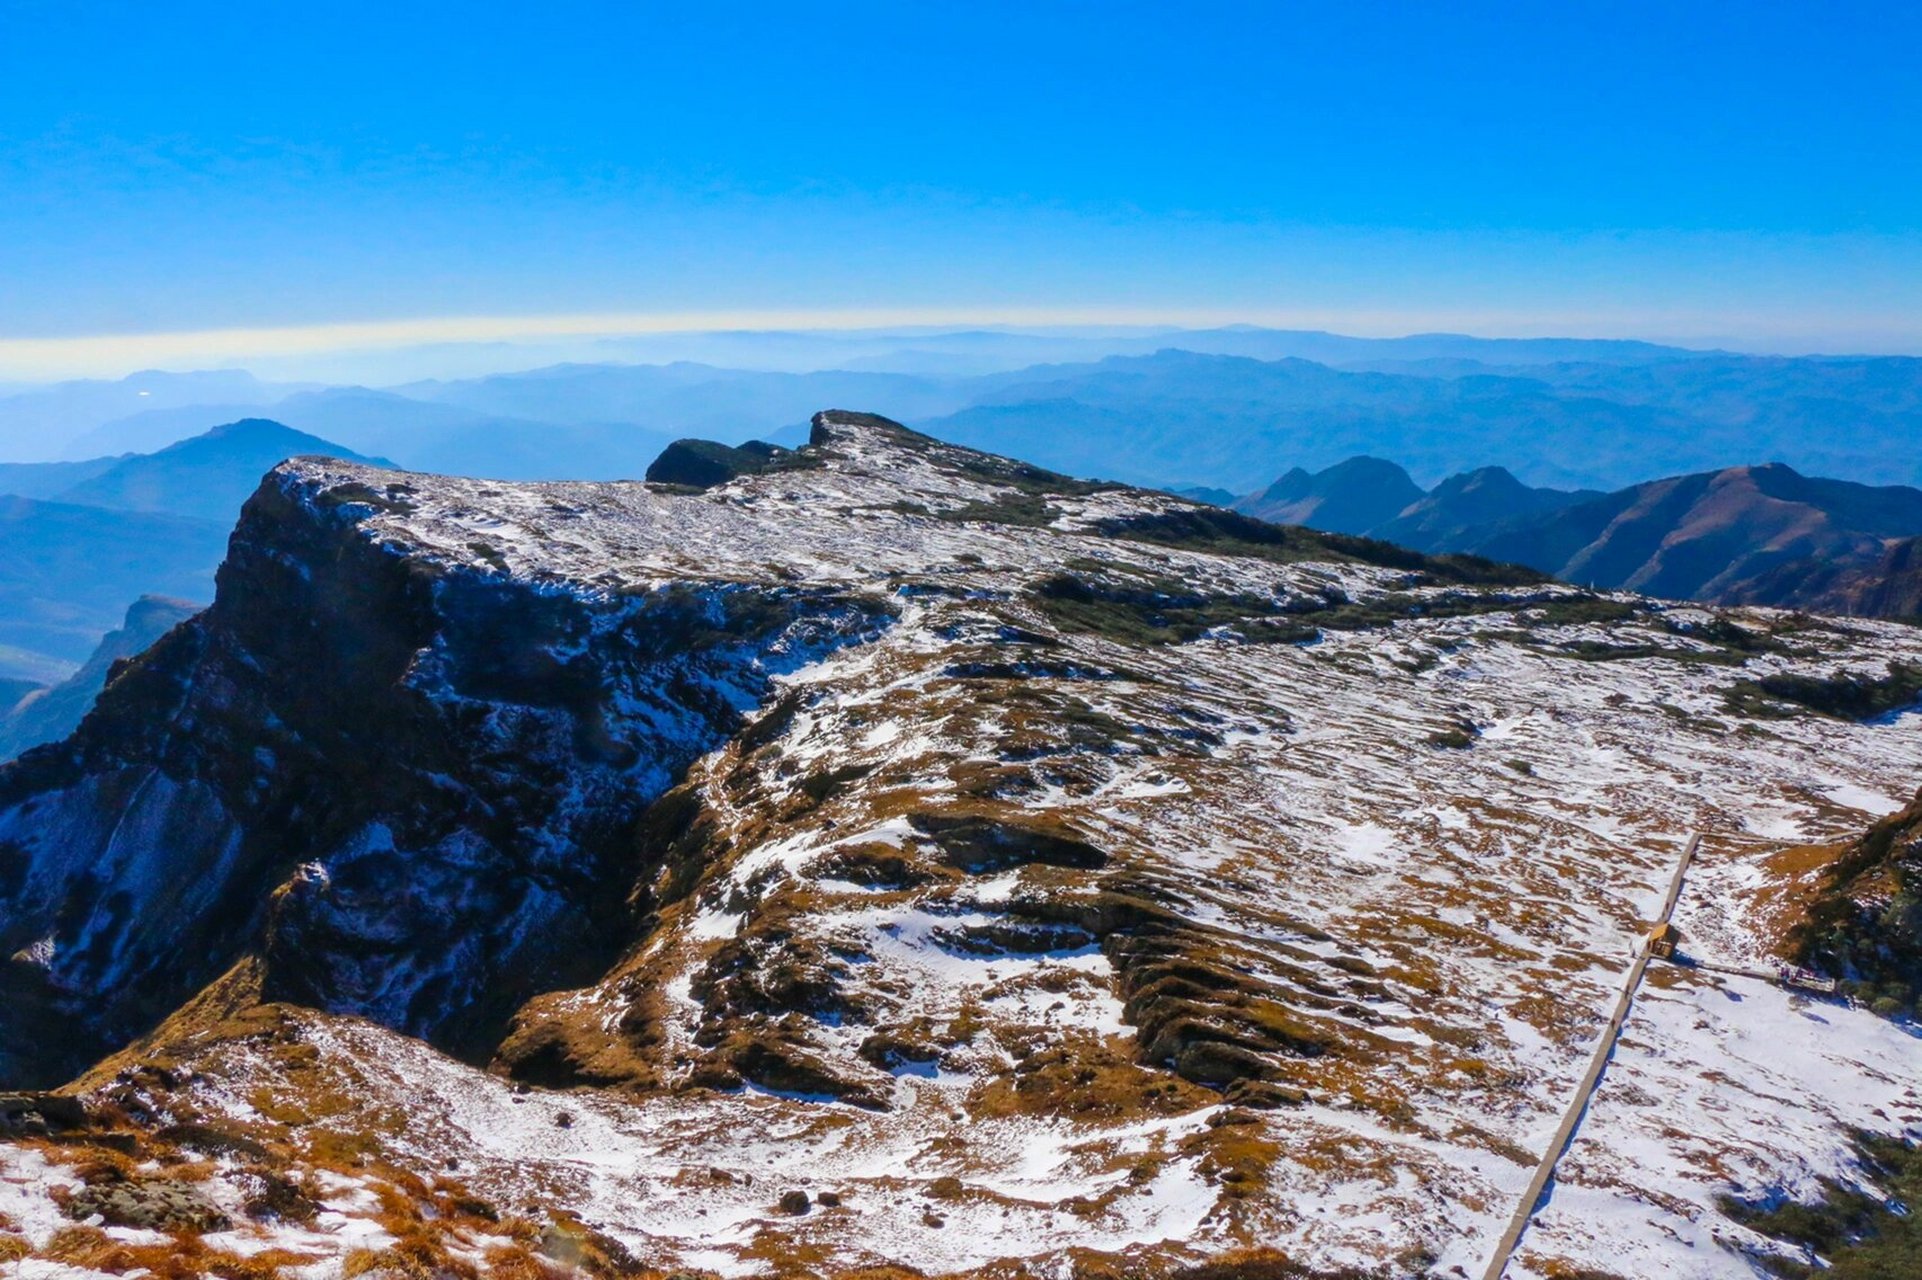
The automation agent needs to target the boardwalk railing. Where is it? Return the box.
[1478,832,1701,1280]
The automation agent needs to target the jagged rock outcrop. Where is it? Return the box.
[644,437,793,489]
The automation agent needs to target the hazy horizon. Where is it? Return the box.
[1,316,1919,390]
[6,3,1920,379]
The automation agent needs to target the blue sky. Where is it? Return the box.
[2,0,1918,367]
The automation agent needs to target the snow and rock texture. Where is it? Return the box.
[1,411,1920,1278]
[0,428,894,1083]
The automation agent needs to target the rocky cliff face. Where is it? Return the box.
[0,444,891,1084]
[1742,533,1922,619]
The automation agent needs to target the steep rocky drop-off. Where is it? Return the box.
[0,412,1920,1279]
[0,441,892,1085]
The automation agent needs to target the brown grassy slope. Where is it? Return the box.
[1783,785,1922,1015]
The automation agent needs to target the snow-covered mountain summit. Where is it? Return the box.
[0,411,1918,1278]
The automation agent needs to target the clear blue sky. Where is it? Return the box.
[2,0,1918,359]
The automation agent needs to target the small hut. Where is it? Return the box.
[1646,922,1679,959]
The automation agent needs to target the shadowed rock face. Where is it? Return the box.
[643,437,790,489]
[0,457,892,1085]
[1739,533,1922,619]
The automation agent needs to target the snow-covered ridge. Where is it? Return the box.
[0,411,1919,1278]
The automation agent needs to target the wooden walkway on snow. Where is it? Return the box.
[1478,832,1701,1280]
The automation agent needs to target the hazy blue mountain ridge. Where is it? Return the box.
[6,332,1920,495]
[0,594,200,761]
[1371,466,1600,549]
[1238,456,1425,533]
[55,418,387,522]
[1237,453,1922,616]
[0,369,294,461]
[0,456,128,499]
[0,494,227,662]
[0,418,375,669]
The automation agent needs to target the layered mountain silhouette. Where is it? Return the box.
[54,418,386,522]
[1238,456,1427,533]
[1372,466,1602,548]
[0,456,124,499]
[0,595,198,761]
[916,349,1922,492]
[0,419,370,672]
[1232,456,1922,616]
[6,334,1921,495]
[0,369,286,462]
[0,494,226,666]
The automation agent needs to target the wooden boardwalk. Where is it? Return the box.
[1478,832,1701,1280]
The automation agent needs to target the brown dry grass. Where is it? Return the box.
[482,1242,572,1279]
[36,1223,320,1279]
[1748,836,1855,957]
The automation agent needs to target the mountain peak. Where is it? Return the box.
[1436,464,1527,493]
[809,406,935,447]
[53,418,380,523]
[200,415,309,439]
[1236,455,1423,534]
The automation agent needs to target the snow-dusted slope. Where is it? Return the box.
[0,412,1918,1278]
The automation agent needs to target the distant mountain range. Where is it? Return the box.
[917,349,1922,492]
[0,419,371,676]
[0,368,293,461]
[2,329,1918,496]
[1,334,1919,684]
[55,418,388,522]
[1229,456,1922,618]
[1239,456,1433,532]
[0,456,125,499]
[0,595,198,761]
[0,493,224,670]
